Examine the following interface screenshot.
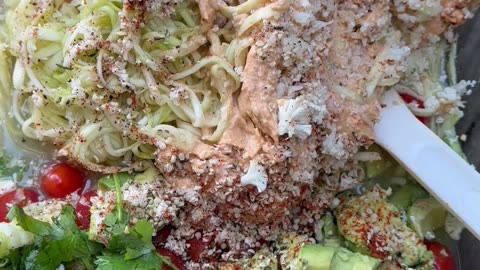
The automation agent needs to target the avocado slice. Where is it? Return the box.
[335,187,433,267]
[315,212,343,247]
[330,248,380,270]
[407,197,446,239]
[364,145,394,179]
[389,183,428,210]
[375,261,402,270]
[298,245,337,270]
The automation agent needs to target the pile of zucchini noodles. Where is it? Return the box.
[0,0,261,172]
[0,0,471,173]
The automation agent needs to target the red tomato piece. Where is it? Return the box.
[399,93,425,109]
[75,190,97,230]
[153,225,174,247]
[425,241,456,270]
[156,248,186,270]
[399,93,428,124]
[0,188,39,222]
[186,238,207,263]
[40,163,85,198]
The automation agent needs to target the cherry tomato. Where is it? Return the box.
[399,93,428,124]
[75,190,97,230]
[40,163,85,198]
[0,188,39,222]
[425,241,456,270]
[156,248,186,270]
[186,238,207,263]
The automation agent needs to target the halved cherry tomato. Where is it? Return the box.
[186,237,207,263]
[75,190,97,230]
[0,188,39,222]
[425,241,456,270]
[40,163,85,198]
[156,248,186,270]
[399,93,428,124]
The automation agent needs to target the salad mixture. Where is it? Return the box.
[0,0,479,269]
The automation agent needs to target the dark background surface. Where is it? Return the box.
[456,8,480,270]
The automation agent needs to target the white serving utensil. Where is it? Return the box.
[374,89,480,240]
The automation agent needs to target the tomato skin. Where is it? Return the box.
[153,226,174,247]
[186,238,207,263]
[156,248,186,270]
[399,93,428,124]
[425,241,456,270]
[0,188,39,222]
[75,190,97,230]
[40,163,85,198]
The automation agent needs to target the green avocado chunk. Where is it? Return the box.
[298,245,380,270]
[298,245,337,270]
[389,183,428,210]
[335,187,434,268]
[330,248,380,270]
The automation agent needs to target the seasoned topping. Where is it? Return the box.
[335,187,434,267]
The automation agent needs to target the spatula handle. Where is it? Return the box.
[375,90,480,240]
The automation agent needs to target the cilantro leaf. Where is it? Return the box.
[7,206,51,236]
[3,248,22,270]
[108,234,152,260]
[99,215,176,270]
[133,220,154,245]
[4,173,176,270]
[95,252,164,270]
[49,207,102,259]
[7,205,102,270]
[97,173,131,192]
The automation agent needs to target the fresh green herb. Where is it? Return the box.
[97,172,131,192]
[447,42,457,87]
[97,174,177,270]
[6,206,51,236]
[3,174,175,270]
[113,174,125,223]
[96,220,176,270]
[95,252,174,270]
[0,153,29,181]
[7,205,102,270]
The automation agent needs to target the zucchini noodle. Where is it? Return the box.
[392,39,473,157]
[0,0,258,172]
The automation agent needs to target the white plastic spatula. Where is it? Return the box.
[374,90,480,240]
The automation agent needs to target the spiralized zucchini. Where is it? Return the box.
[0,0,257,172]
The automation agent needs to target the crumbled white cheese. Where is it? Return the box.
[322,129,347,159]
[291,11,313,26]
[277,98,312,140]
[0,180,15,195]
[423,96,440,111]
[23,200,68,223]
[240,160,268,193]
[154,200,169,217]
[437,86,459,102]
[123,183,150,207]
